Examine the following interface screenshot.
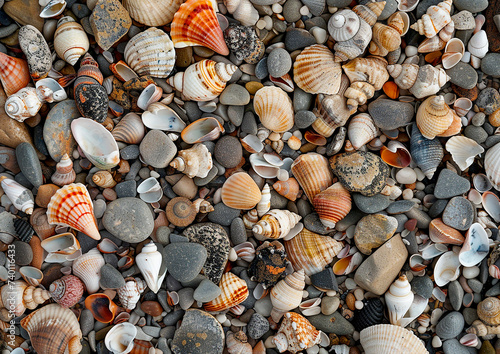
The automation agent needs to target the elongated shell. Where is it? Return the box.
[256,184,271,217]
[360,324,427,354]
[1,281,49,316]
[54,17,89,66]
[485,142,500,191]
[270,270,305,321]
[0,52,30,96]
[293,44,342,95]
[477,297,500,326]
[46,183,101,240]
[112,113,145,144]
[170,143,212,178]
[410,123,443,179]
[252,209,302,241]
[204,272,248,312]
[410,0,452,38]
[221,172,262,210]
[0,176,34,214]
[122,0,183,26]
[253,86,294,133]
[445,136,484,171]
[72,248,104,293]
[51,153,76,186]
[136,242,162,294]
[347,113,378,150]
[273,312,324,353]
[416,95,454,139]
[124,27,176,78]
[313,182,351,228]
[342,57,389,91]
[21,304,82,354]
[171,0,229,55]
[49,275,84,308]
[181,117,225,144]
[291,153,332,202]
[117,278,146,310]
[384,275,414,326]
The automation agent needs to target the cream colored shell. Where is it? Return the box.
[122,0,183,26]
[254,86,294,133]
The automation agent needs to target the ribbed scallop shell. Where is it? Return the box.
[342,57,389,91]
[273,178,300,201]
[46,183,100,240]
[293,44,342,95]
[221,172,262,210]
[410,123,443,179]
[285,229,342,276]
[171,0,229,55]
[49,275,84,308]
[360,324,427,354]
[252,209,302,241]
[123,0,183,26]
[484,142,500,191]
[21,304,82,354]
[54,17,89,66]
[410,0,452,38]
[290,153,332,202]
[51,154,76,186]
[0,52,30,96]
[124,27,175,78]
[416,95,454,139]
[112,113,145,144]
[445,136,484,171]
[204,272,248,312]
[384,275,414,326]
[477,297,500,325]
[429,218,464,245]
[117,278,146,310]
[254,86,294,133]
[347,113,378,150]
[72,248,104,294]
[352,298,384,332]
[273,312,322,353]
[328,9,360,42]
[313,182,351,228]
[270,270,305,321]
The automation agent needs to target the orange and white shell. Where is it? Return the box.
[252,209,302,241]
[273,312,323,353]
[92,170,116,188]
[273,178,300,201]
[369,13,405,57]
[226,331,253,354]
[313,182,351,228]
[270,270,305,322]
[51,153,76,186]
[256,183,271,217]
[410,0,452,38]
[111,113,145,145]
[485,142,500,191]
[54,16,89,66]
[429,218,465,245]
[254,86,294,133]
[122,0,183,26]
[204,272,248,312]
[221,172,262,210]
[347,113,378,150]
[360,324,428,354]
[117,277,147,310]
[5,87,43,122]
[0,52,30,96]
[72,248,105,294]
[416,95,459,139]
[0,281,49,316]
[290,153,332,202]
[170,143,213,178]
[342,56,389,91]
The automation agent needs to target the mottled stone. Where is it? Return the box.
[308,312,355,335]
[18,25,51,80]
[3,0,43,31]
[43,100,79,162]
[368,98,414,130]
[90,0,131,51]
[139,130,177,168]
[442,197,474,231]
[354,214,398,255]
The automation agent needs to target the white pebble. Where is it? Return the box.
[463,266,480,279]
[432,336,442,348]
[354,288,364,301]
[216,314,226,323]
[462,51,471,63]
[311,26,327,44]
[328,6,338,13]
[72,149,80,159]
[326,290,337,296]
[405,45,418,57]
[352,331,360,341]
[256,19,267,30]
[150,171,160,178]
[300,5,310,16]
[282,132,292,141]
[231,318,247,327]
[293,130,303,140]
[228,248,238,262]
[415,182,425,190]
[319,349,329,354]
[306,345,319,354]
[222,319,231,327]
[277,169,289,181]
[345,278,357,290]
[396,167,417,184]
[272,3,282,13]
[354,300,364,310]
[264,16,273,31]
[414,168,425,181]
[402,189,414,200]
[417,326,427,334]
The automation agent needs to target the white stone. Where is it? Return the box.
[396,167,417,184]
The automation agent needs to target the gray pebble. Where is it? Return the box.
[230,217,247,245]
[214,135,242,168]
[429,199,448,218]
[184,102,203,122]
[442,197,474,231]
[120,145,140,160]
[208,203,240,226]
[267,48,292,77]
[476,88,500,115]
[434,169,471,199]
[454,29,473,47]
[99,263,126,289]
[308,312,354,335]
[368,98,414,130]
[304,213,331,235]
[193,278,221,303]
[436,311,464,340]
[142,325,161,338]
[125,160,141,181]
[164,242,207,283]
[446,62,477,89]
[387,200,415,215]
[0,23,19,38]
[227,105,244,126]
[453,0,487,12]
[485,282,500,297]
[282,0,302,22]
[178,287,195,310]
[102,253,118,268]
[486,135,500,148]
[170,234,189,243]
[248,313,269,339]
[451,11,476,30]
[72,3,91,18]
[393,214,409,233]
[16,142,43,189]
[96,54,112,77]
[293,88,313,112]
[115,180,137,198]
[335,208,364,232]
[326,0,350,6]
[405,207,431,229]
[352,193,391,214]
[80,309,94,336]
[481,53,500,78]
[443,339,471,354]
[294,110,317,129]
[240,111,258,135]
[13,240,32,265]
[270,190,289,209]
[467,278,483,293]
[255,57,269,80]
[139,130,177,168]
[285,28,316,51]
[273,17,287,32]
[462,307,478,325]
[471,112,486,127]
[219,84,250,106]
[321,296,340,315]
[194,166,218,187]
[93,199,106,219]
[448,280,464,311]
[163,309,185,326]
[416,0,441,18]
[410,275,433,299]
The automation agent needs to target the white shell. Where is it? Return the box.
[117,278,146,310]
[104,322,137,354]
[459,223,489,267]
[136,242,162,293]
[72,248,105,294]
[482,191,500,223]
[467,30,488,59]
[397,0,419,12]
[484,142,500,191]
[249,154,280,179]
[41,233,81,263]
[453,97,472,117]
[398,295,428,328]
[0,176,35,214]
[473,173,492,193]
[347,113,378,150]
[257,184,271,217]
[384,275,414,326]
[445,136,484,171]
[36,78,67,102]
[433,251,461,287]
[5,87,43,122]
[137,84,163,110]
[40,0,66,18]
[141,102,186,132]
[360,324,428,354]
[137,177,163,203]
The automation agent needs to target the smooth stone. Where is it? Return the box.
[270,190,288,210]
[325,0,350,6]
[208,203,240,226]
[443,339,471,354]
[43,100,79,162]
[467,278,483,293]
[139,130,177,169]
[429,199,448,218]
[219,84,250,106]
[310,267,338,291]
[293,88,313,112]
[446,63,477,90]
[480,341,496,354]
[485,283,500,297]
[452,11,476,30]
[352,193,391,214]
[18,25,51,80]
[476,88,500,115]
[387,200,416,214]
[3,0,43,31]
[214,135,242,169]
[227,105,244,126]
[436,311,464,340]
[13,240,33,265]
[321,296,340,315]
[442,197,474,231]
[72,3,92,18]
[294,110,316,129]
[308,312,355,335]
[481,53,500,78]
[455,29,474,47]
[448,280,464,311]
[267,48,292,77]
[115,180,136,198]
[434,169,471,199]
[102,197,154,243]
[120,145,140,160]
[172,175,197,199]
[193,279,221,303]
[368,98,414,130]
[230,217,247,245]
[410,275,433,299]
[394,214,409,233]
[454,0,487,12]
[335,208,364,232]
[80,309,94,336]
[178,287,195,310]
[171,309,224,354]
[255,58,268,80]
[90,0,131,51]
[282,0,302,22]
[285,28,316,51]
[240,111,258,135]
[248,313,269,339]
[163,309,185,326]
[354,214,398,255]
[463,307,478,325]
[354,235,408,295]
[194,166,217,186]
[15,142,43,188]
[405,207,431,229]
[164,242,207,283]
[142,326,161,338]
[464,125,488,144]
[99,263,125,289]
[304,212,331,235]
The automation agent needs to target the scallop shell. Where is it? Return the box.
[477,297,500,326]
[49,275,84,308]
[136,242,163,294]
[384,275,414,326]
[204,272,248,312]
[141,102,186,132]
[410,0,452,38]
[416,95,455,140]
[290,153,332,202]
[253,86,294,133]
[0,52,30,96]
[369,13,404,57]
[445,136,484,171]
[409,123,443,179]
[221,172,262,210]
[117,277,146,311]
[171,0,229,55]
[468,30,488,59]
[111,113,145,144]
[342,56,389,91]
[92,170,117,188]
[54,16,89,66]
[459,223,489,267]
[124,27,176,78]
[273,178,300,201]
[434,251,461,287]
[285,229,342,276]
[273,312,324,353]
[226,331,253,354]
[485,142,500,191]
[72,248,104,293]
[181,117,225,144]
[293,44,342,95]
[0,176,34,214]
[170,143,212,178]
[270,270,305,322]
[46,183,101,240]
[360,324,427,354]
[122,0,183,26]
[313,182,351,228]
[347,113,378,150]
[252,209,302,241]
[20,304,82,354]
[429,218,464,245]
[5,87,43,122]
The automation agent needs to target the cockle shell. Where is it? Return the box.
[291,153,332,202]
[445,136,484,171]
[92,170,117,188]
[270,270,305,322]
[170,143,212,178]
[226,331,253,354]
[49,275,84,308]
[51,153,76,186]
[54,16,89,66]
[313,182,351,228]
[285,229,342,276]
[384,275,414,326]
[181,117,224,144]
[168,60,237,101]
[47,183,101,240]
[221,172,262,210]
[387,64,450,99]
[485,142,500,191]
[256,184,271,217]
[254,86,294,133]
[72,248,104,293]
[112,113,145,144]
[369,13,404,57]
[347,113,378,150]
[360,324,428,354]
[0,176,34,214]
[433,251,461,287]
[0,52,30,96]
[273,312,325,353]
[342,56,389,91]
[171,0,229,55]
[223,0,259,26]
[410,0,452,38]
[416,95,458,139]
[124,27,176,78]
[477,297,500,325]
[293,44,342,95]
[273,178,300,201]
[141,102,186,132]
[21,304,82,354]
[204,272,248,312]
[409,123,443,179]
[252,209,302,241]
[117,277,146,310]
[459,223,489,267]
[5,87,43,122]
[468,30,488,59]
[136,242,163,294]
[122,0,182,26]
[429,218,464,245]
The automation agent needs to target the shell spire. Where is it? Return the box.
[0,176,34,214]
[256,184,271,217]
[270,270,305,322]
[170,143,213,178]
[51,153,76,186]
[384,275,414,326]
[252,209,302,241]
[387,64,450,99]
[410,0,452,38]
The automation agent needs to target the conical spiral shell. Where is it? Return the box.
[410,123,444,179]
[273,312,322,353]
[46,183,100,240]
[256,184,271,217]
[117,278,146,310]
[204,272,248,312]
[124,27,176,78]
[285,229,342,276]
[342,56,389,91]
[410,0,452,38]
[293,44,342,95]
[111,113,145,144]
[328,9,360,42]
[384,275,414,326]
[92,170,117,188]
[270,270,305,321]
[313,182,352,228]
[273,178,300,201]
[122,0,183,26]
[21,304,82,354]
[0,281,49,316]
[170,143,213,178]
[291,153,332,202]
[477,297,500,325]
[54,17,89,66]
[51,154,76,186]
[72,248,104,294]
[369,14,404,57]
[226,331,253,354]
[353,2,385,26]
[347,113,378,150]
[0,176,34,214]
[254,86,294,133]
[416,95,454,139]
[0,52,30,96]
[136,242,163,293]
[387,63,418,90]
[49,275,84,308]
[252,209,302,241]
[171,0,229,55]
[360,324,427,354]
[221,172,262,210]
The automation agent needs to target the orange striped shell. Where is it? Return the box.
[313,182,352,228]
[291,153,332,202]
[254,86,294,133]
[0,52,30,96]
[416,95,454,139]
[273,312,322,353]
[204,272,248,312]
[273,178,300,201]
[429,218,464,245]
[221,172,262,210]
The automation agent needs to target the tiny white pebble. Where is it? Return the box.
[326,290,337,296]
[354,300,364,310]
[306,345,319,354]
[150,171,160,178]
[72,149,80,159]
[282,132,292,141]
[402,189,413,200]
[414,168,425,181]
[299,5,309,16]
[277,169,289,181]
[432,336,442,348]
[272,3,282,13]
[405,45,418,57]
[379,135,387,143]
[216,314,226,323]
[463,266,480,279]
[417,326,427,334]
[354,288,364,301]
[415,182,425,190]
[328,6,338,13]
[396,167,417,184]
[352,331,360,341]
[228,248,238,262]
[256,19,267,30]
[222,319,231,327]
[311,26,327,44]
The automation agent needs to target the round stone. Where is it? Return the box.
[295,110,317,129]
[214,135,242,168]
[442,197,474,231]
[164,242,207,283]
[482,53,500,78]
[230,217,247,245]
[368,98,414,130]
[139,130,177,168]
[207,203,240,226]
[267,48,292,77]
[219,84,250,106]
[193,278,221,303]
[436,311,464,340]
[13,240,33,265]
[99,263,126,289]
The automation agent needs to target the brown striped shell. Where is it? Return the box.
[416,95,455,139]
[254,86,294,133]
[477,297,500,325]
[204,272,249,312]
[429,218,464,245]
[313,182,352,228]
[290,153,332,202]
[270,270,305,322]
[111,113,145,144]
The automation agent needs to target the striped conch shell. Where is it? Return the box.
[410,0,452,38]
[416,95,461,140]
[254,86,294,133]
[54,16,89,66]
[342,56,389,91]
[369,12,405,57]
[252,209,302,241]
[313,182,352,228]
[0,281,50,317]
[117,277,147,310]
[204,272,249,312]
[384,275,414,326]
[256,184,271,217]
[273,312,325,353]
[270,270,305,322]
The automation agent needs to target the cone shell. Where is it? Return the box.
[347,113,378,150]
[171,0,229,55]
[54,17,90,66]
[0,176,34,214]
[342,57,389,91]
[270,270,305,321]
[485,142,500,191]
[123,0,183,26]
[204,272,248,312]
[221,172,262,210]
[0,52,30,96]
[429,218,465,245]
[416,95,455,139]
[410,123,444,179]
[112,113,145,144]
[124,27,176,78]
[293,44,342,95]
[117,278,146,310]
[136,242,163,293]
[72,248,104,293]
[410,0,452,38]
[49,275,84,308]
[477,297,500,325]
[313,182,352,228]
[51,154,76,186]
[285,229,342,276]
[254,86,294,133]
[360,324,427,354]
[387,63,418,90]
[384,275,414,326]
[290,153,332,202]
[445,136,484,171]
[273,312,323,353]
[257,184,271,217]
[170,143,213,178]
[20,304,82,354]
[273,178,300,201]
[46,183,101,240]
[252,209,302,241]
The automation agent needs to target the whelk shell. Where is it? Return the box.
[51,153,76,186]
[254,86,294,133]
[270,270,305,322]
[273,178,300,201]
[273,312,326,353]
[170,143,212,179]
[384,275,414,326]
[117,277,146,311]
[410,0,452,38]
[252,209,302,241]
[136,242,163,293]
[416,95,461,140]
[111,113,145,145]
[0,176,34,214]
[445,136,484,171]
[54,16,89,66]
[409,123,443,179]
[347,113,378,150]
[342,56,389,91]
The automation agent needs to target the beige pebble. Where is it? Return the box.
[256,19,266,30]
[354,300,364,310]
[272,3,282,13]
[354,288,364,301]
[402,189,413,200]
[228,248,238,262]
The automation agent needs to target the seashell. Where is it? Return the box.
[387,64,449,99]
[109,60,138,82]
[249,154,280,179]
[270,270,305,322]
[0,176,34,214]
[20,266,43,287]
[445,136,483,171]
[137,84,162,110]
[0,52,30,96]
[273,312,326,353]
[384,275,414,326]
[71,118,120,170]
[13,217,34,243]
[204,272,248,312]
[221,172,262,210]
[72,248,104,293]
[299,298,321,316]
[434,251,461,287]
[165,197,197,227]
[35,78,67,103]
[410,0,452,38]
[141,102,186,132]
[453,97,472,117]
[344,81,376,113]
[253,86,294,133]
[92,170,117,188]
[333,251,363,275]
[416,95,456,140]
[429,218,464,245]
[418,36,446,53]
[398,0,419,12]
[313,182,351,228]
[136,177,162,203]
[104,322,137,354]
[47,183,101,240]
[112,113,145,145]
[21,303,82,354]
[40,0,66,18]
[482,191,500,223]
[369,13,404,57]
[468,30,488,59]
[291,153,332,202]
[41,232,81,263]
[51,153,76,186]
[256,184,271,217]
[473,173,492,193]
[484,142,500,191]
[122,0,182,26]
[19,25,52,81]
[241,135,263,154]
[233,241,255,263]
[5,87,44,122]
[124,27,176,78]
[285,229,342,276]
[117,277,146,311]
[170,143,212,179]
[459,223,489,267]
[30,208,56,240]
[409,123,443,179]
[252,209,302,241]
[273,178,299,201]
[181,117,224,144]
[85,293,120,323]
[223,0,259,27]
[171,0,229,55]
[54,17,89,66]
[226,331,252,354]
[0,281,50,316]
[352,298,384,332]
[477,297,500,325]
[347,113,378,150]
[293,44,342,95]
[360,324,427,354]
[342,56,389,91]
[439,20,454,42]
[380,141,411,168]
[136,242,163,293]
[168,60,236,101]
[442,38,465,69]
[49,275,84,308]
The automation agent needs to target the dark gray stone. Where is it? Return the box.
[387,200,416,214]
[164,242,207,283]
[15,142,43,188]
[208,203,240,226]
[436,311,464,340]
[442,197,474,231]
[352,193,391,214]
[285,28,316,51]
[481,53,500,78]
[214,135,242,168]
[368,98,414,130]
[446,62,477,89]
[308,312,355,335]
[115,180,137,198]
[99,263,126,289]
[434,169,471,199]
[310,267,338,291]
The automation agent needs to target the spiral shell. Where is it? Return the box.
[51,154,76,186]
[122,0,183,26]
[352,298,385,332]
[5,87,43,122]
[347,113,378,150]
[253,86,294,133]
[485,142,500,191]
[54,16,89,66]
[416,95,458,139]
[273,312,325,353]
[291,153,332,202]
[384,275,414,326]
[170,143,213,179]
[252,209,302,241]
[342,56,389,91]
[204,272,249,312]
[273,178,300,201]
[226,331,253,354]
[369,13,404,57]
[111,113,145,144]
[92,170,117,188]
[165,197,197,227]
[256,184,271,217]
[49,275,84,308]
[477,297,500,325]
[0,52,30,96]
[410,0,452,38]
[313,182,351,228]
[117,277,146,310]
[72,248,104,294]
[410,123,443,179]
[221,172,262,210]
[136,242,163,294]
[0,176,34,214]
[270,270,305,321]
[387,64,450,99]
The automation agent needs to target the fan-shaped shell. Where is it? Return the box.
[49,275,84,308]
[313,182,351,228]
[270,270,305,322]
[485,142,500,191]
[123,0,183,26]
[347,113,378,150]
[72,248,104,293]
[221,172,262,210]
[360,324,427,354]
[477,297,500,325]
[273,312,324,353]
[124,27,176,78]
[54,17,89,66]
[384,275,414,326]
[0,52,30,96]
[445,136,484,171]
[171,0,229,55]
[254,86,294,133]
[290,153,332,202]
[416,95,455,140]
[273,178,300,201]
[342,57,389,91]
[112,113,145,144]
[181,117,225,144]
[204,272,248,312]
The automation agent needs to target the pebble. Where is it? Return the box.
[476,88,500,115]
[308,312,355,335]
[193,278,221,303]
[99,263,125,289]
[282,0,302,22]
[80,309,94,337]
[214,135,242,168]
[254,296,273,317]
[293,88,314,112]
[89,0,131,51]
[454,0,488,12]
[304,213,331,235]
[325,0,350,6]
[435,311,464,340]
[178,287,195,310]
[227,106,244,126]
[230,217,247,245]
[434,169,471,199]
[395,167,417,185]
[141,301,164,317]
[208,203,240,226]
[247,313,269,339]
[120,145,140,160]
[295,110,317,129]
[467,278,483,293]
[139,130,177,168]
[16,142,43,189]
[442,197,474,231]
[352,193,391,213]
[142,326,161,338]
[115,180,137,198]
[452,11,476,30]
[43,100,79,162]
[410,275,434,299]
[386,200,415,214]
[240,111,258,135]
[321,296,340,315]
[285,28,316,51]
[448,280,464,311]
[446,62,478,89]
[219,84,250,106]
[164,242,207,283]
[405,207,432,229]
[443,339,470,354]
[267,48,292,77]
[368,99,414,130]
[13,240,32,265]
[354,214,398,255]
[481,53,500,78]
[72,3,92,18]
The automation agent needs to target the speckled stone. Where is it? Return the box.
[248,313,269,339]
[207,203,240,226]
[481,53,500,78]
[13,240,32,265]
[99,263,126,289]
[214,135,242,168]
[442,197,474,231]
[139,130,177,168]
[368,98,414,130]
[267,48,292,77]
[387,200,416,214]
[294,110,316,129]
[451,11,476,30]
[354,214,398,255]
[352,193,391,214]
[43,100,78,162]
[230,217,247,245]
[90,0,131,51]
[434,169,471,199]
[454,0,488,12]
[476,88,500,115]
[446,62,478,89]
[18,25,51,81]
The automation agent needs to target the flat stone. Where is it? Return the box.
[164,242,207,283]
[442,197,474,231]
[308,312,355,335]
[434,169,471,199]
[293,88,313,112]
[13,240,32,265]
[219,84,250,106]
[207,203,240,226]
[368,98,414,130]
[352,193,391,214]
[90,0,131,51]
[446,62,477,90]
[354,235,408,295]
[247,313,269,339]
[99,263,126,289]
[16,142,43,188]
[43,100,79,162]
[294,110,316,129]
[454,0,488,12]
[285,28,316,51]
[193,279,221,303]
[429,199,449,218]
[443,339,471,354]
[321,296,340,315]
[115,180,136,198]
[139,130,177,168]
[310,267,338,291]
[282,0,302,22]
[410,275,433,299]
[405,207,431,229]
[326,0,350,6]
[387,200,416,214]
[448,280,464,311]
[267,48,292,77]
[436,311,464,340]
[230,218,247,245]
[227,105,244,126]
[240,111,258,135]
[3,0,44,31]
[464,125,488,144]
[476,87,500,115]
[354,214,398,255]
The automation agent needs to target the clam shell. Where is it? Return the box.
[137,84,162,110]
[434,251,461,286]
[72,248,104,293]
[49,274,84,308]
[347,113,378,150]
[41,232,81,262]
[477,297,500,326]
[429,218,464,245]
[468,30,488,59]
[484,142,500,191]
[204,272,248,312]
[54,17,89,66]
[112,113,145,144]
[181,117,224,144]
[482,191,500,222]
[249,154,280,179]
[142,102,186,132]
[270,270,305,322]
[221,172,262,210]
[459,223,489,267]
[445,135,484,171]
[254,86,294,133]
[290,152,332,202]
[313,182,351,228]
[241,134,263,153]
[360,324,427,354]
[123,0,182,26]
[385,275,414,326]
[398,0,419,12]
[136,242,163,293]
[39,0,66,18]
[473,173,492,193]
[442,52,462,70]
[20,266,43,287]
[416,95,455,139]
[0,52,30,96]
[85,293,120,323]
